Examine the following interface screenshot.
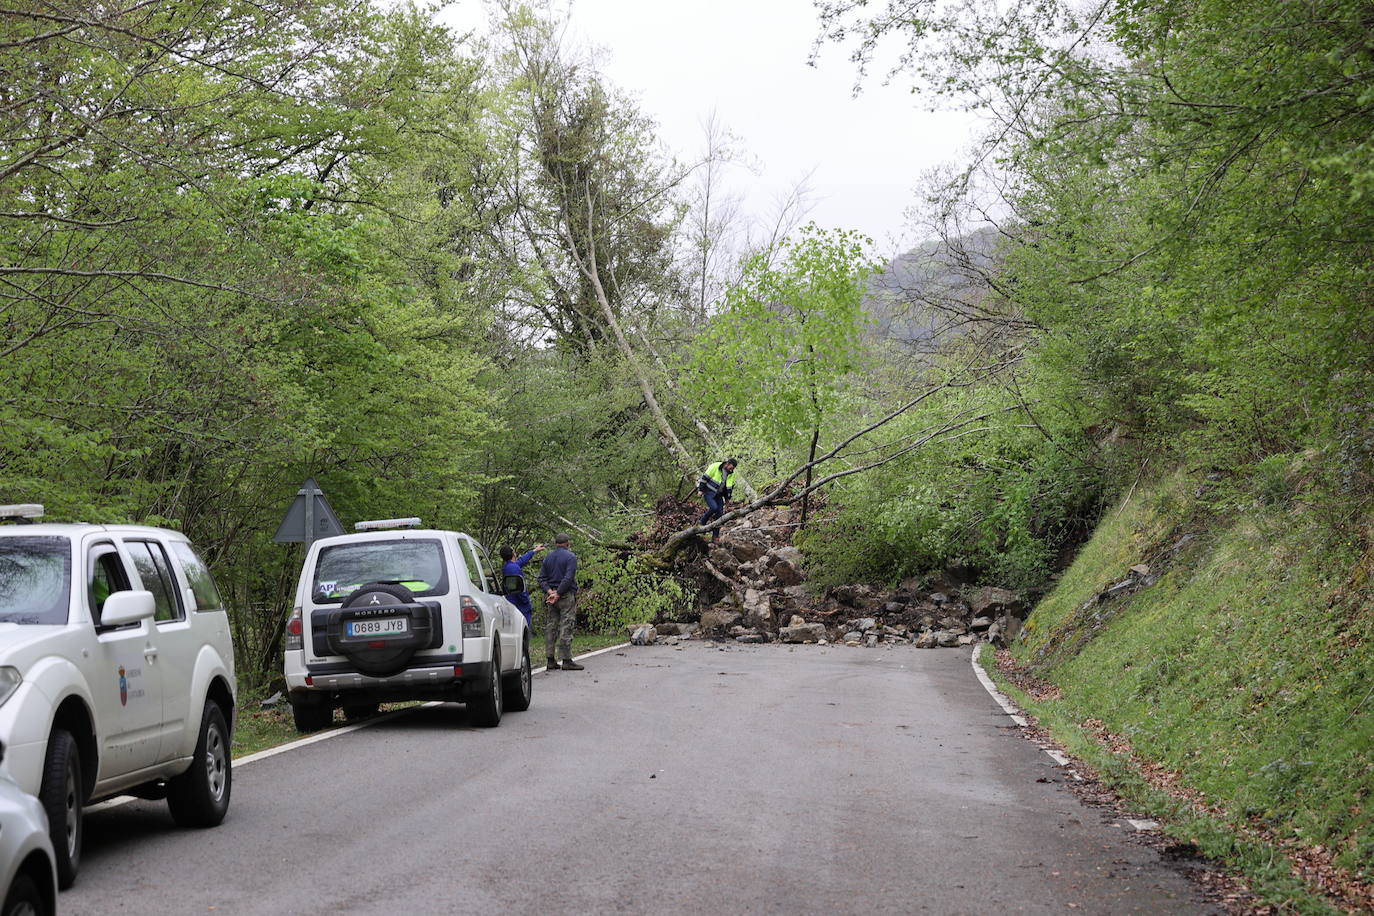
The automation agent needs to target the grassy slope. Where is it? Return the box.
[1012,469,1374,891]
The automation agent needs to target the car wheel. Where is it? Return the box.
[342,702,380,722]
[469,642,502,728]
[2,874,46,916]
[502,640,533,712]
[167,701,232,828]
[39,728,81,890]
[291,699,333,733]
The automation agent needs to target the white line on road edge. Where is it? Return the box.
[88,641,632,814]
[970,643,1083,781]
[971,643,1029,727]
[970,647,1167,834]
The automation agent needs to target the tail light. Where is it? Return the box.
[461,596,482,638]
[285,607,303,651]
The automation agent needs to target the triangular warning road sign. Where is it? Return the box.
[273,477,346,543]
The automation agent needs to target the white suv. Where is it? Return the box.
[0,505,237,888]
[283,520,532,732]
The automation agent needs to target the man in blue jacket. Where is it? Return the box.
[499,543,544,625]
[538,533,583,671]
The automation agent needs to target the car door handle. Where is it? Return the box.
[144,648,158,660]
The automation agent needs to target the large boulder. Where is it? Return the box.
[742,588,773,630]
[724,529,771,563]
[995,613,1024,644]
[708,546,740,576]
[968,586,1024,617]
[779,623,827,644]
[699,603,743,634]
[766,546,805,586]
[914,631,939,648]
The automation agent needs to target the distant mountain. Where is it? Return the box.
[863,225,1003,348]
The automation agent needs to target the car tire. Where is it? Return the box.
[291,699,333,733]
[39,728,81,890]
[167,701,232,828]
[2,873,46,916]
[469,642,502,728]
[342,702,380,722]
[502,640,533,712]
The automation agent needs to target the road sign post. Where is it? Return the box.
[273,477,345,546]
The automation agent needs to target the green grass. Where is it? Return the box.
[230,630,629,758]
[980,649,1342,914]
[1002,467,1374,907]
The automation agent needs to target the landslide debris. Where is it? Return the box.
[628,497,1029,649]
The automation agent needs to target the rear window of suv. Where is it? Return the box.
[311,539,448,604]
[0,536,72,625]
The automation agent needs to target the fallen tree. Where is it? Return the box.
[642,351,1025,567]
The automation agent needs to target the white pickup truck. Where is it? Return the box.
[0,505,237,888]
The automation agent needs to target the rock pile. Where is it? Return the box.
[638,502,1030,649]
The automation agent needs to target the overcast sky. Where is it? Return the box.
[447,0,981,255]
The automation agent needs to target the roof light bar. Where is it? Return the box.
[0,504,44,520]
[354,517,422,531]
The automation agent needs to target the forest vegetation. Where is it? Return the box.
[3,0,1371,897]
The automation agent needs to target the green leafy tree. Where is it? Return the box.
[687,224,877,525]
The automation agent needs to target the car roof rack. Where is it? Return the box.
[0,504,44,524]
[354,517,422,531]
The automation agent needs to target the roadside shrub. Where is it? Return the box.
[577,546,693,632]
[801,381,1110,591]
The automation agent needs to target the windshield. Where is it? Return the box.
[0,536,72,625]
[311,539,448,604]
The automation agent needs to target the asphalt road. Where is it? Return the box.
[63,643,1214,915]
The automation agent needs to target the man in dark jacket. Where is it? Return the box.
[537,533,583,671]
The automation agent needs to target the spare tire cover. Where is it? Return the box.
[340,582,420,676]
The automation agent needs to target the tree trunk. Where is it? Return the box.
[571,186,699,481]
[801,424,819,529]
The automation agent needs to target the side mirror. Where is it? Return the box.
[101,590,156,626]
[183,586,198,613]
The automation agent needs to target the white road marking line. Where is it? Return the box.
[87,642,633,813]
[970,645,1086,785]
[970,643,1029,726]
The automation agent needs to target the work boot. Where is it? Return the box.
[560,659,585,671]
[545,656,559,670]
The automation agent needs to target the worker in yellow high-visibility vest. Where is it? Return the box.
[696,458,739,542]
